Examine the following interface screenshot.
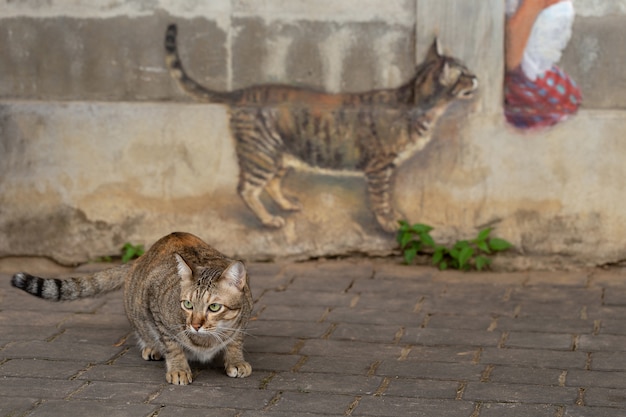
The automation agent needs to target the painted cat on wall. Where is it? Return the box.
[165,24,478,233]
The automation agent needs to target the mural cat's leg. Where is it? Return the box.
[366,165,403,233]
[264,162,302,212]
[238,175,286,228]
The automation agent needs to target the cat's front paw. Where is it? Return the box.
[226,361,252,378]
[166,368,193,385]
[141,347,162,361]
[376,213,403,234]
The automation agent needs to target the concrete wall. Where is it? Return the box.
[1,0,626,268]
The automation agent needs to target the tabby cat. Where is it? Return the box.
[11,232,253,385]
[165,24,478,232]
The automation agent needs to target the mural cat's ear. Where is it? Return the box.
[174,253,193,282]
[221,261,247,291]
[425,37,443,62]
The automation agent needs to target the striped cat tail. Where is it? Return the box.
[164,24,233,104]
[11,263,131,301]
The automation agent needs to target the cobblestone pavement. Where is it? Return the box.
[2,259,626,417]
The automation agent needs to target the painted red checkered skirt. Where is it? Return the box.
[504,66,582,130]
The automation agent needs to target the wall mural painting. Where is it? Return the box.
[504,0,582,130]
[164,24,478,233]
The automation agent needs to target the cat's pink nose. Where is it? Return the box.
[191,323,201,331]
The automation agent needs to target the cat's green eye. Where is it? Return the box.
[208,303,222,312]
[181,300,193,310]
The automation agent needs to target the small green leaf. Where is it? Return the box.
[404,246,418,264]
[411,223,434,234]
[475,256,491,271]
[419,232,436,248]
[475,227,492,243]
[399,232,413,249]
[432,247,445,265]
[488,238,513,252]
[458,246,474,269]
[476,240,491,254]
[439,261,448,270]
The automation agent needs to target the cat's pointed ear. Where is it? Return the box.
[222,261,247,291]
[425,37,443,62]
[174,254,193,282]
[439,61,454,86]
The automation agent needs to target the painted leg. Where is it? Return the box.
[265,166,302,212]
[366,166,404,233]
[238,178,286,228]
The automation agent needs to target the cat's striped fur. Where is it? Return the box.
[165,24,478,232]
[11,232,253,385]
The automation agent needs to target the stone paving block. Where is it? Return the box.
[351,396,475,417]
[297,356,376,375]
[330,323,400,343]
[53,327,130,346]
[578,334,626,352]
[372,263,434,281]
[602,288,626,306]
[77,363,167,384]
[268,390,356,415]
[405,346,481,363]
[241,411,333,417]
[258,289,355,308]
[401,327,501,348]
[480,347,588,369]
[244,335,303,355]
[59,312,130,330]
[377,360,483,382]
[348,277,435,295]
[497,317,594,334]
[463,381,578,404]
[250,319,330,339]
[0,310,71,327]
[488,365,564,386]
[510,287,600,303]
[158,406,240,417]
[524,271,590,287]
[382,378,460,399]
[154,385,274,410]
[1,340,125,362]
[26,399,158,417]
[267,372,382,395]
[0,325,61,345]
[584,387,626,408]
[298,339,403,359]
[514,301,590,319]
[0,358,87,379]
[479,402,558,417]
[0,397,38,417]
[354,292,425,312]
[246,352,302,372]
[564,405,626,416]
[504,331,574,350]
[0,376,84,399]
[71,380,162,403]
[597,319,626,335]
[255,304,328,322]
[426,314,494,331]
[325,306,423,326]
[424,298,517,317]
[590,351,626,371]
[567,369,626,389]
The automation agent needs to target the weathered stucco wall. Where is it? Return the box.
[1,0,626,268]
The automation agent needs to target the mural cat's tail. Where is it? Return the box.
[11,263,131,301]
[164,24,233,104]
